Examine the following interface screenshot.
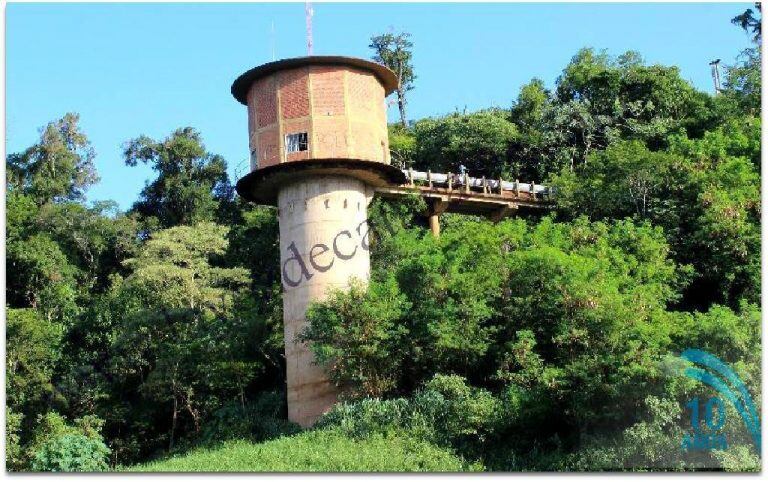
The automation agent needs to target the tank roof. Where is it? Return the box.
[231,55,399,105]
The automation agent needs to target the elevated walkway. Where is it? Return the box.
[375,169,554,236]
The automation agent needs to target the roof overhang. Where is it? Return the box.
[231,56,399,105]
[235,159,406,205]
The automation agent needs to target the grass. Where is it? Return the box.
[128,429,482,472]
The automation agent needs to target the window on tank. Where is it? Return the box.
[286,132,308,153]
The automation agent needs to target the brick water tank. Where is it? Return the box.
[233,56,396,171]
[233,57,404,426]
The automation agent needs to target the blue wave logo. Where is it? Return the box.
[681,348,761,452]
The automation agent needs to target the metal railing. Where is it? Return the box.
[401,169,553,198]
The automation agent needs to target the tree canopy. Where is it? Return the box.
[123,127,234,229]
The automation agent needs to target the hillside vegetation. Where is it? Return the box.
[130,430,478,472]
[6,6,761,472]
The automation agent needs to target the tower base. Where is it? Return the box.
[277,174,374,426]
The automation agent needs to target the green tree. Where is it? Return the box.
[6,235,79,323]
[551,140,677,219]
[6,191,38,244]
[302,278,410,399]
[7,113,98,205]
[388,124,417,169]
[723,2,761,117]
[6,309,63,432]
[555,49,713,150]
[35,201,141,296]
[108,223,255,452]
[723,47,761,115]
[731,3,761,42]
[370,31,416,127]
[413,110,518,177]
[6,409,24,470]
[552,130,760,309]
[541,99,613,172]
[123,128,233,229]
[511,78,550,129]
[225,204,285,387]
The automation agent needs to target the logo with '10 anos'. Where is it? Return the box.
[680,348,760,453]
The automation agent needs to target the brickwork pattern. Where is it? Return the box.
[257,128,279,168]
[310,66,346,117]
[245,64,391,168]
[280,69,311,119]
[254,77,278,126]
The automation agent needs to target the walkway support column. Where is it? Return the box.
[428,198,449,238]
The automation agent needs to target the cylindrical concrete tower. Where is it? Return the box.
[233,57,404,427]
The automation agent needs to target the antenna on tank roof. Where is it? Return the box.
[270,20,276,60]
[306,2,314,55]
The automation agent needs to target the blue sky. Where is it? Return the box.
[7,2,755,210]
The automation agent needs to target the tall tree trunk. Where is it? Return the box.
[169,394,178,451]
[397,88,407,128]
[184,391,201,433]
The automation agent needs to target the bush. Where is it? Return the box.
[713,445,761,472]
[319,374,505,460]
[131,429,481,472]
[411,374,502,450]
[316,397,411,438]
[31,434,110,472]
[200,393,301,444]
[551,395,761,472]
[21,412,108,470]
[301,278,411,399]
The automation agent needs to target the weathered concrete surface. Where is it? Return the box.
[277,175,373,427]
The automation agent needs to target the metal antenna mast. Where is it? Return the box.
[305,2,314,55]
[709,59,722,94]
[270,20,276,60]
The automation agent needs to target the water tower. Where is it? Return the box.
[233,56,404,426]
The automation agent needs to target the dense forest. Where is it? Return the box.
[5,6,761,471]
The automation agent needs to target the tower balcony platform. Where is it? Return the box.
[376,169,554,226]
